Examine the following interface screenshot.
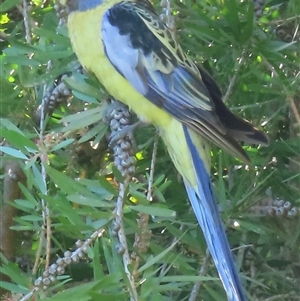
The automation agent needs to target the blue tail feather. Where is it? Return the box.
[183,125,246,301]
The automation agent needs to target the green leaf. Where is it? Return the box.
[64,74,104,100]
[130,205,176,218]
[97,177,118,195]
[44,280,101,301]
[0,281,29,294]
[42,195,91,229]
[0,146,28,159]
[46,166,95,198]
[20,215,43,221]
[239,220,268,234]
[73,90,99,104]
[77,122,107,143]
[61,107,105,132]
[240,1,254,43]
[221,0,241,39]
[88,293,127,301]
[93,239,104,279]
[0,119,24,135]
[160,275,217,282]
[61,106,103,123]
[31,164,47,194]
[78,178,116,198]
[0,128,38,153]
[0,262,30,288]
[14,199,37,210]
[139,240,178,273]
[2,55,41,66]
[268,41,297,52]
[33,28,71,47]
[18,183,39,204]
[51,138,75,151]
[0,0,21,12]
[67,195,115,208]
[111,164,124,183]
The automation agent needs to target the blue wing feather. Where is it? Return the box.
[183,125,246,301]
[101,4,267,163]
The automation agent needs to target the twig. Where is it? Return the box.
[223,50,246,103]
[160,0,175,31]
[267,15,300,26]
[132,135,158,276]
[115,178,138,301]
[188,249,211,301]
[106,100,138,301]
[263,57,279,77]
[286,95,300,129]
[22,0,31,44]
[147,135,159,201]
[264,294,300,301]
[39,61,53,270]
[32,226,46,275]
[159,224,185,277]
[262,57,300,129]
[237,231,247,273]
[0,31,8,41]
[19,229,106,301]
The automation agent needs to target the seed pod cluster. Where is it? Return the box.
[253,0,265,18]
[33,239,91,290]
[34,75,72,125]
[251,198,299,218]
[275,24,297,43]
[105,101,136,177]
[133,227,152,254]
[159,0,175,30]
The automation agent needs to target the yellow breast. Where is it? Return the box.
[67,4,172,129]
[67,3,211,188]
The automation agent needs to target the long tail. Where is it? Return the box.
[183,126,247,301]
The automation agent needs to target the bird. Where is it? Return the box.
[61,0,268,300]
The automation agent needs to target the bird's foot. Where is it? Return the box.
[109,121,144,147]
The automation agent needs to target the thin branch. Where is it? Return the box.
[263,57,279,77]
[19,229,106,301]
[115,178,138,301]
[188,249,211,301]
[262,57,300,129]
[34,60,53,272]
[41,60,53,269]
[133,135,158,277]
[147,135,159,201]
[159,224,185,277]
[0,31,8,41]
[264,294,300,301]
[32,226,46,275]
[223,50,246,103]
[106,100,138,301]
[267,15,300,26]
[22,0,31,44]
[286,95,300,129]
[160,0,175,31]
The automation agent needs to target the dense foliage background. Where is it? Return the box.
[0,0,299,300]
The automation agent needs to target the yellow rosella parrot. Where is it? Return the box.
[61,0,268,300]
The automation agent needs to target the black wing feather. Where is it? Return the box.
[102,0,268,162]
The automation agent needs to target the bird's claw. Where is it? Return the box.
[108,121,143,148]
